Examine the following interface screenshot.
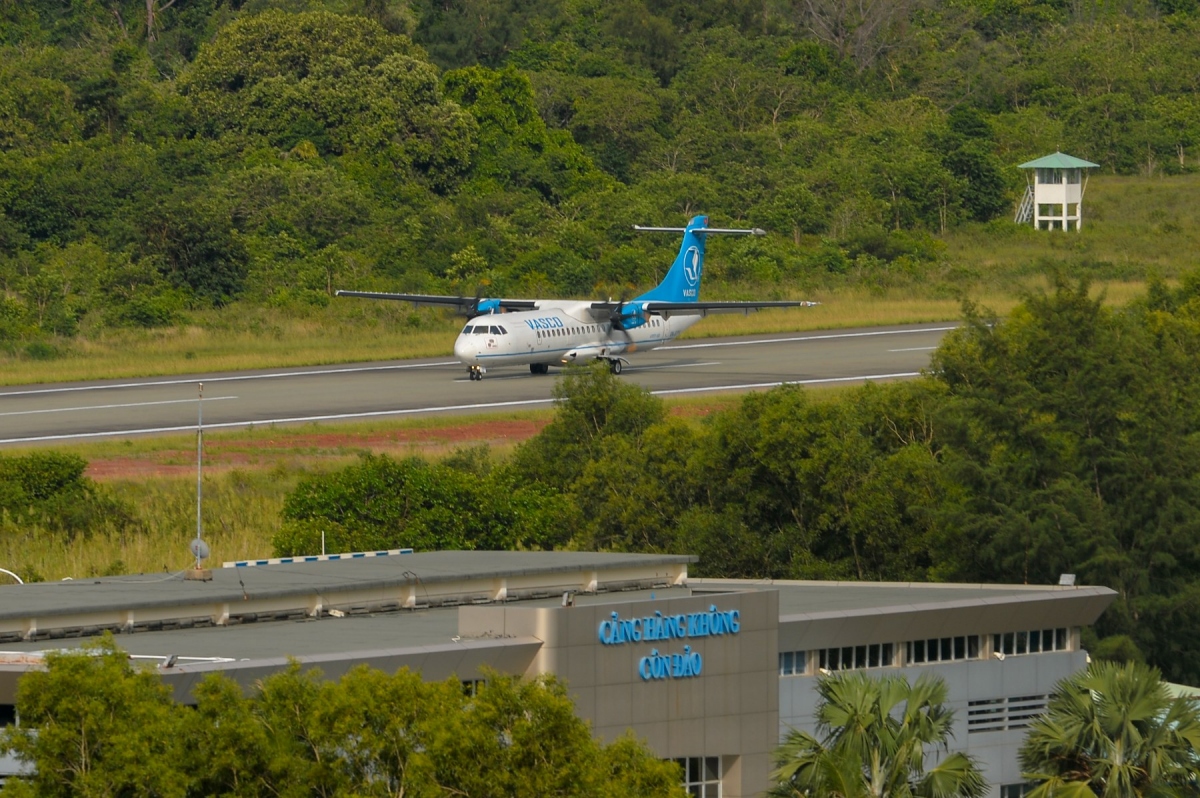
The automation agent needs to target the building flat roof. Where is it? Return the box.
[689,578,1107,616]
[0,587,683,661]
[0,551,695,623]
[0,575,1116,664]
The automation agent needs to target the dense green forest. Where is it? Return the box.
[2,0,1200,353]
[272,278,1200,684]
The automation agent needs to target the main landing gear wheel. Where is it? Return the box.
[608,358,623,375]
[529,363,550,375]
[468,366,484,381]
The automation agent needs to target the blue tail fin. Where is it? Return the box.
[636,215,708,303]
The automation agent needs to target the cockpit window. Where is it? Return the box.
[462,326,473,334]
[489,326,502,335]
[497,325,507,334]
[474,327,489,335]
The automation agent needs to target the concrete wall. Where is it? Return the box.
[461,590,779,798]
[779,650,1087,797]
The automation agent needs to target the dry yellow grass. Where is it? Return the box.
[0,281,1152,385]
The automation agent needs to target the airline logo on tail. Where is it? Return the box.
[683,247,701,286]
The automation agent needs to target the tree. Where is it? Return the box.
[144,0,178,43]
[274,452,571,556]
[180,11,476,189]
[0,634,190,798]
[1019,660,1200,796]
[931,280,1200,682]
[785,0,919,71]
[512,360,666,490]
[3,642,684,798]
[770,670,987,798]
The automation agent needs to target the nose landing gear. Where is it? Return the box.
[529,363,550,375]
[468,366,485,381]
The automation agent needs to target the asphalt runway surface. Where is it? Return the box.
[0,322,956,446]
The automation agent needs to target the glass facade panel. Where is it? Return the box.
[674,757,721,798]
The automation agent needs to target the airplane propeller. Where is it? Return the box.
[464,287,502,318]
[605,293,641,340]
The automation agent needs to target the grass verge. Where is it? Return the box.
[0,280,1150,386]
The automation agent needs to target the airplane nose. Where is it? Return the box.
[453,336,477,364]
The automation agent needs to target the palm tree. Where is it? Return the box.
[1020,660,1200,797]
[770,670,986,798]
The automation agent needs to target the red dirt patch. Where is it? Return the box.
[86,419,551,481]
[84,400,734,481]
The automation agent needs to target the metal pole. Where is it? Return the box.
[196,382,203,569]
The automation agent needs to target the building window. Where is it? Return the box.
[905,636,979,665]
[461,679,486,697]
[818,643,894,671]
[1001,784,1036,797]
[0,704,14,727]
[992,628,1069,657]
[967,695,1048,733]
[779,650,807,676]
[673,757,721,798]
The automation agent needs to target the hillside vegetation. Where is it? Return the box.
[1,0,1200,376]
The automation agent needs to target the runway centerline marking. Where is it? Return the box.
[0,362,461,398]
[0,396,239,417]
[661,325,956,351]
[0,372,924,444]
[627,361,721,371]
[452,362,721,382]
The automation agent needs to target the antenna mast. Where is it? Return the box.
[186,381,212,581]
[196,381,203,555]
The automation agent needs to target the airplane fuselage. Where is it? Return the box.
[452,300,701,370]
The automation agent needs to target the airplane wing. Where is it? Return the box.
[589,300,818,319]
[336,291,538,315]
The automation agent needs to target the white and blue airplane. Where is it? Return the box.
[338,216,817,380]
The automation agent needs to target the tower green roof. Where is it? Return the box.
[1018,152,1100,169]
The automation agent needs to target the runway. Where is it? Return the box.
[0,322,956,445]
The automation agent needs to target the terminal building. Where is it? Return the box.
[0,551,1115,796]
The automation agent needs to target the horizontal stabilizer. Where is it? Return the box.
[589,299,818,320]
[643,300,818,317]
[633,225,766,236]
